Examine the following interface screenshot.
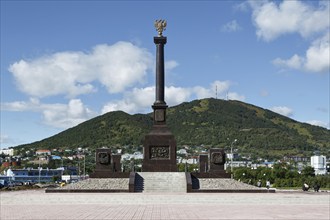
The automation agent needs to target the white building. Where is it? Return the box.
[177,149,187,155]
[121,152,143,161]
[36,149,51,155]
[178,158,197,164]
[311,155,327,175]
[225,161,250,170]
[0,148,14,156]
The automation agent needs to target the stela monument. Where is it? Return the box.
[142,20,177,172]
[46,21,275,194]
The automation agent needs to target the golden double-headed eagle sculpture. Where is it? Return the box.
[154,20,167,37]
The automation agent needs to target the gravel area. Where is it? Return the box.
[198,178,261,190]
[53,177,262,192]
[61,178,129,190]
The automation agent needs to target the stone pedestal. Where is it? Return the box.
[142,125,177,172]
[199,154,208,173]
[209,148,226,172]
[193,148,230,179]
[112,154,122,172]
[95,148,112,171]
[90,148,124,178]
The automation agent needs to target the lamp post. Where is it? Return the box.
[38,158,42,183]
[38,167,42,184]
[230,139,237,179]
[78,160,81,180]
[83,154,86,179]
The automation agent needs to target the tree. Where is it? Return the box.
[0,153,7,159]
[273,162,291,179]
[301,166,315,177]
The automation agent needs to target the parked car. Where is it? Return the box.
[0,180,5,188]
[23,180,33,186]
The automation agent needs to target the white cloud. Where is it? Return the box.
[42,99,95,129]
[306,120,329,129]
[166,86,192,106]
[193,80,245,101]
[3,80,243,128]
[260,89,269,97]
[304,32,330,72]
[234,1,251,12]
[165,60,179,72]
[101,80,245,114]
[316,107,328,113]
[273,54,304,70]
[0,134,10,144]
[270,106,293,117]
[212,80,231,94]
[1,98,95,129]
[251,1,330,73]
[227,92,245,101]
[193,86,212,100]
[101,86,192,114]
[272,32,329,73]
[249,1,329,41]
[101,87,154,114]
[101,100,137,115]
[221,20,242,32]
[8,42,153,98]
[194,80,230,99]
[1,98,40,112]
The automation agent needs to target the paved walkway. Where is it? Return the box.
[1,189,329,219]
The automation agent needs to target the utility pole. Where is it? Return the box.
[83,154,86,179]
[231,139,237,179]
[216,85,218,99]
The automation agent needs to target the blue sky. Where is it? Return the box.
[1,0,329,149]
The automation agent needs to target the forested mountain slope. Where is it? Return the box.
[16,98,330,159]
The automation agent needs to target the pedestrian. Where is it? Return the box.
[313,183,320,192]
[303,182,309,191]
[257,180,261,188]
[266,180,270,189]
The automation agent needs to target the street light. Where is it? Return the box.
[230,139,237,179]
[38,167,42,184]
[77,148,86,180]
[83,154,86,179]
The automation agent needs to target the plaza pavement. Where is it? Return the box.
[1,189,329,220]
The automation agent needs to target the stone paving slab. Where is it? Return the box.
[1,189,329,220]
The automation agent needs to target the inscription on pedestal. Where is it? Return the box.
[150,146,170,159]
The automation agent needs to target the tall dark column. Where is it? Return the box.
[142,20,177,172]
[154,37,167,105]
[153,37,168,125]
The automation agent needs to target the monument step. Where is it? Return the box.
[136,172,186,193]
[144,183,186,186]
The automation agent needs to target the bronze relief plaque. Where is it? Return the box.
[211,152,223,165]
[98,152,110,165]
[150,146,170,159]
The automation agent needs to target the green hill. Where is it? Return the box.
[15,98,330,159]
